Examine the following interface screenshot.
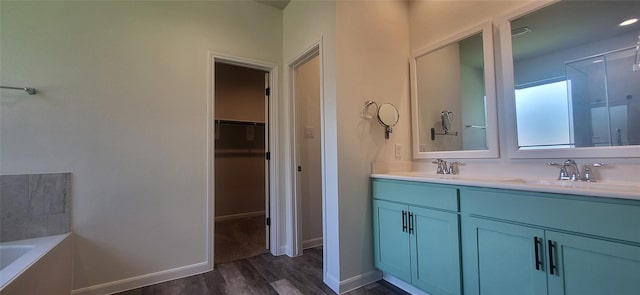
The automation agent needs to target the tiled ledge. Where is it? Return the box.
[0,173,71,242]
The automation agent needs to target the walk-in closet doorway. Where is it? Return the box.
[213,59,272,264]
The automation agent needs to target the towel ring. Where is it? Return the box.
[360,100,378,120]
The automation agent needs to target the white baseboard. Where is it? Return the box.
[302,237,323,249]
[324,272,340,294]
[382,273,430,295]
[214,210,265,222]
[277,245,288,256]
[71,262,210,295]
[339,270,382,294]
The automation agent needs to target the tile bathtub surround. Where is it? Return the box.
[0,173,71,242]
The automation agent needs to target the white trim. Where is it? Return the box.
[264,71,271,251]
[209,52,281,263]
[302,237,323,249]
[279,245,289,256]
[338,270,382,294]
[214,210,266,222]
[207,50,215,272]
[382,273,430,295]
[71,262,209,295]
[324,272,341,294]
[410,20,499,160]
[287,41,323,258]
[315,38,336,295]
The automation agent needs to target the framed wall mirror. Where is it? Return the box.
[500,0,640,158]
[411,21,499,159]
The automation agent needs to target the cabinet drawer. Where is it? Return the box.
[461,188,640,243]
[372,179,458,211]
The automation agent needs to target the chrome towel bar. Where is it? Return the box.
[1,86,37,95]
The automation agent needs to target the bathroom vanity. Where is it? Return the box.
[392,0,640,292]
[371,173,640,295]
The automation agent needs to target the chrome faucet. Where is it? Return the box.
[548,159,579,181]
[549,160,606,181]
[432,159,461,175]
[564,159,581,181]
[433,159,448,174]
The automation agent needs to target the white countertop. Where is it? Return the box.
[371,172,640,201]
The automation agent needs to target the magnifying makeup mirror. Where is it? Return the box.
[441,110,453,133]
[377,103,399,139]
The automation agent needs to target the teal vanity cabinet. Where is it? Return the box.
[462,217,547,294]
[461,187,640,295]
[372,179,462,295]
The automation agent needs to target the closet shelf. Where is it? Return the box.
[215,119,265,126]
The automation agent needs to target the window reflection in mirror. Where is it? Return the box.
[511,1,640,150]
[515,80,572,149]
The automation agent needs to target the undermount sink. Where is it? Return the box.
[435,175,521,182]
[375,171,640,199]
[394,172,520,183]
[384,172,640,194]
[503,178,640,193]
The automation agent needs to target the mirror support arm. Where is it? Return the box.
[385,126,393,139]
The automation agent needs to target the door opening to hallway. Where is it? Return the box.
[293,53,323,252]
[214,62,270,263]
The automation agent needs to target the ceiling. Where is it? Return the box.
[254,0,290,10]
[511,1,640,62]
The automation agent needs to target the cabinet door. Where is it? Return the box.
[546,231,640,295]
[410,206,461,295]
[462,217,547,295]
[373,200,411,282]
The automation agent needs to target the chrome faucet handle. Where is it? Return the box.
[582,163,605,182]
[548,162,570,180]
[586,163,606,168]
[432,159,446,174]
[448,161,463,175]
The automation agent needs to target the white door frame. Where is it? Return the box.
[287,41,323,257]
[208,51,280,268]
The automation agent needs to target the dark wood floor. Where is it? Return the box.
[116,247,408,295]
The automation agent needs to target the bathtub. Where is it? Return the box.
[0,233,72,294]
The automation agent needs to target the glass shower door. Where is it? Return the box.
[566,47,640,147]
